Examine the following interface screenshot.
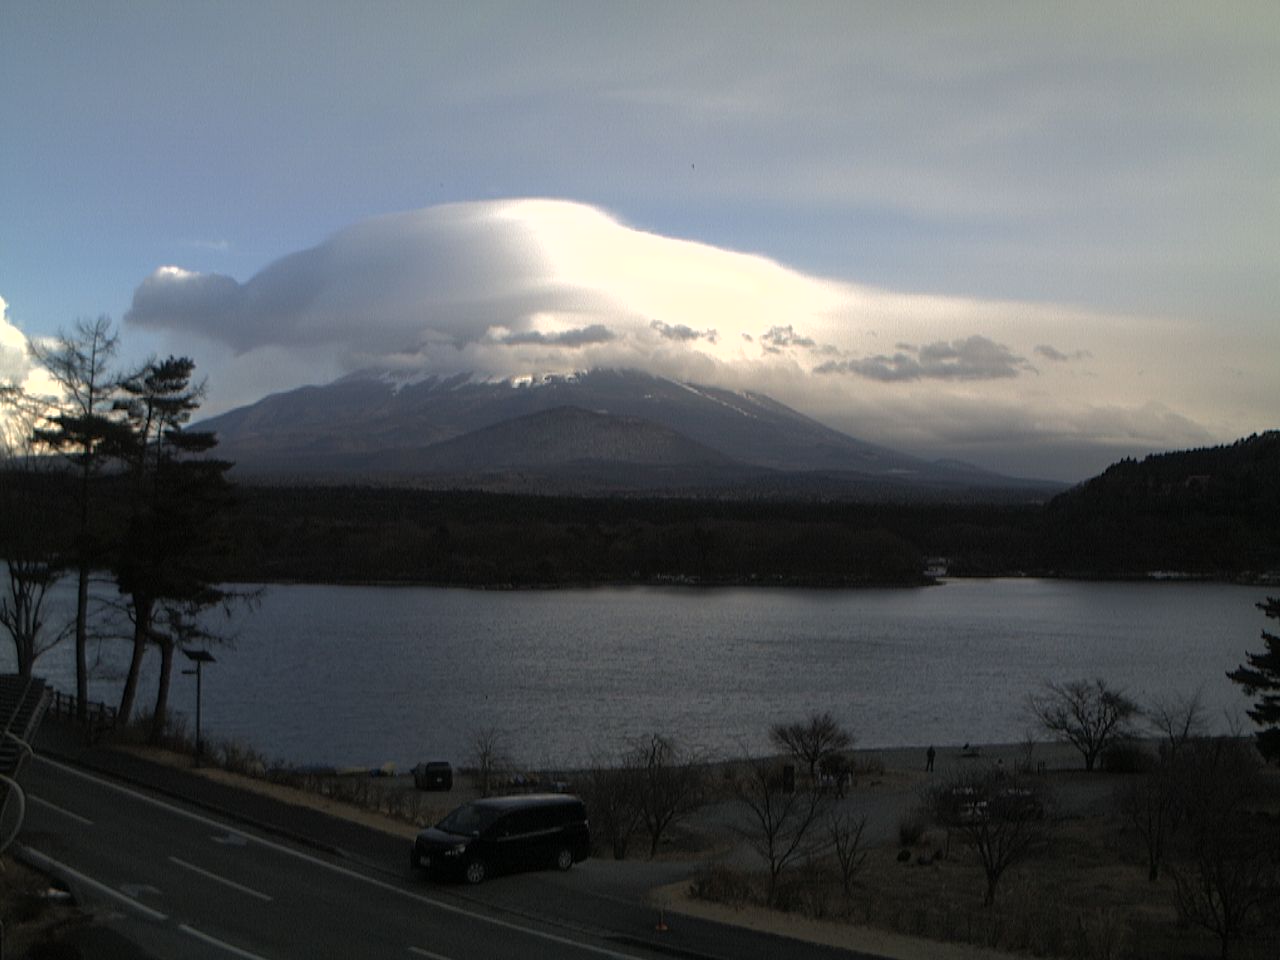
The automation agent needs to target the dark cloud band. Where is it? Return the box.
[816,335,1029,382]
[499,325,617,347]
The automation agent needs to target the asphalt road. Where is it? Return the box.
[19,755,876,960]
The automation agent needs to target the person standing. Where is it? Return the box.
[926,745,936,772]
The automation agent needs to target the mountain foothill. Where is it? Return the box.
[181,368,1278,586]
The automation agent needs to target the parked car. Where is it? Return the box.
[410,794,590,883]
[412,761,453,791]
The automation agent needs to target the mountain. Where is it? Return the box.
[197,368,1061,497]
[1040,431,1280,575]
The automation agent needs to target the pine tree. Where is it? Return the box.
[1227,597,1280,763]
[112,357,233,737]
[29,318,129,721]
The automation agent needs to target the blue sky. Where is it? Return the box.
[2,1,1277,481]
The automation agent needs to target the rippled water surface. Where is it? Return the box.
[21,579,1269,768]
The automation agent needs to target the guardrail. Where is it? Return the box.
[46,690,118,733]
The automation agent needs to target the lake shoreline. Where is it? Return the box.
[213,569,1279,590]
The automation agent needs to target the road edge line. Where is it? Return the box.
[17,846,169,923]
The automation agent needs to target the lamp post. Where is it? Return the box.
[181,649,216,766]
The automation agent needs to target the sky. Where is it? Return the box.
[2,1,1277,482]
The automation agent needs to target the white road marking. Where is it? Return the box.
[29,795,94,825]
[38,756,255,841]
[35,756,645,959]
[169,856,274,902]
[408,948,455,959]
[180,923,273,960]
[19,847,168,922]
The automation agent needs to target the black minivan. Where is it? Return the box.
[410,794,590,883]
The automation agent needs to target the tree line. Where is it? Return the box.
[187,428,1280,585]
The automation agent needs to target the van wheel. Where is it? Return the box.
[463,858,488,884]
[554,846,574,871]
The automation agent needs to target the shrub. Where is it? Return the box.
[772,874,836,919]
[1100,740,1154,773]
[219,739,268,777]
[898,812,928,847]
[688,863,755,906]
[123,710,193,753]
[854,755,885,778]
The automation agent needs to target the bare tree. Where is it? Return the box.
[1166,736,1278,959]
[731,755,832,906]
[1147,688,1208,761]
[1114,688,1210,882]
[628,733,706,858]
[827,809,869,898]
[1171,838,1277,960]
[1028,678,1140,771]
[769,711,854,781]
[471,727,509,797]
[1117,760,1180,882]
[0,386,70,675]
[29,317,125,722]
[931,769,1051,906]
[579,759,643,860]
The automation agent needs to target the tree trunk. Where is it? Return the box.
[15,616,33,679]
[75,438,94,727]
[118,596,152,724]
[149,639,175,745]
[17,615,32,678]
[6,564,34,678]
[75,561,90,724]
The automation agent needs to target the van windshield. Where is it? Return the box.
[437,803,501,837]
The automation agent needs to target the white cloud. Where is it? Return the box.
[0,297,65,447]
[0,298,58,399]
[124,199,1263,481]
[125,198,1031,372]
[0,296,30,385]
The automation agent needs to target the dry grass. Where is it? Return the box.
[690,799,1280,960]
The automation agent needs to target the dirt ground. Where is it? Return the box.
[0,856,87,958]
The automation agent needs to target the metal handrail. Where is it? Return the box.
[2,730,34,774]
[0,773,26,856]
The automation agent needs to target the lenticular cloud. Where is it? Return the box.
[123,198,1215,478]
[129,202,585,359]
[125,198,899,382]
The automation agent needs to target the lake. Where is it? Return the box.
[15,579,1271,770]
